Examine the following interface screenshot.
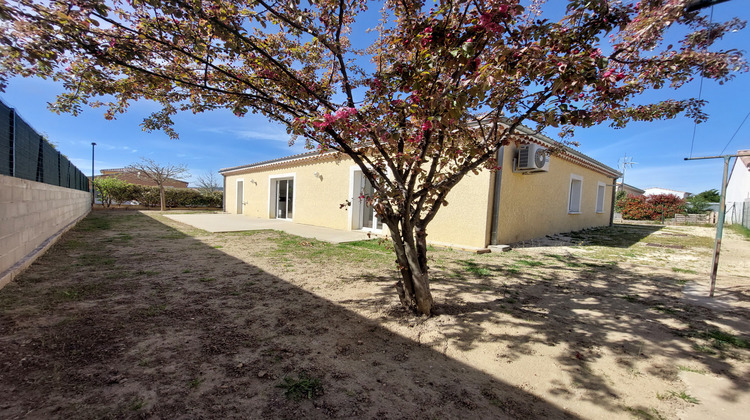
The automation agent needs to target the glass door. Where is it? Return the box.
[275,179,293,219]
[360,174,382,230]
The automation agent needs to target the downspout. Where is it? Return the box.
[489,148,505,245]
[222,173,227,213]
[609,176,617,226]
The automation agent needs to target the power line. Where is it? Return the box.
[688,6,714,158]
[689,76,705,158]
[719,109,750,154]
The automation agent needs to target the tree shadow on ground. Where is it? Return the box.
[0,211,578,419]
[343,249,750,416]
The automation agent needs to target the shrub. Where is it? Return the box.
[93,177,130,208]
[616,193,686,220]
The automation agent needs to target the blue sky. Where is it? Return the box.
[1,3,748,193]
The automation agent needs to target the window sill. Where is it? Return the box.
[568,211,581,215]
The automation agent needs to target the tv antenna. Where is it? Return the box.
[619,153,638,189]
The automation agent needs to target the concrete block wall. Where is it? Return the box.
[0,174,91,288]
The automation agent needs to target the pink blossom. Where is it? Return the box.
[422,121,432,131]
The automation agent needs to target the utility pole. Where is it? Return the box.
[619,153,637,191]
[684,151,749,296]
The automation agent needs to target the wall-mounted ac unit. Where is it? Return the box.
[516,144,550,172]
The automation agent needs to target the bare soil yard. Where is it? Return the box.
[1,211,748,419]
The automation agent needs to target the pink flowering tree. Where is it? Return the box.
[0,0,745,315]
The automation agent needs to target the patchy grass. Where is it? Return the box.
[672,267,697,274]
[277,372,323,400]
[517,259,545,267]
[677,365,707,375]
[267,232,393,266]
[669,391,699,404]
[698,329,749,349]
[460,260,493,277]
[76,214,112,231]
[727,224,750,240]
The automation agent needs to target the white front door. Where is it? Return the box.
[236,180,244,214]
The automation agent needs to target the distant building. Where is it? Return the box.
[726,150,750,225]
[94,168,189,189]
[617,183,645,196]
[644,187,691,199]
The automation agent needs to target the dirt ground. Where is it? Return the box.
[1,210,748,419]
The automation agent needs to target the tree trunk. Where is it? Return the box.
[159,185,166,211]
[387,219,434,316]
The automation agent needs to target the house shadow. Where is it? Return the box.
[0,211,581,419]
[509,223,665,249]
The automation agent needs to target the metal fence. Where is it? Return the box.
[0,100,89,192]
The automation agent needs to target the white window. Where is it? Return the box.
[568,174,583,214]
[595,182,606,213]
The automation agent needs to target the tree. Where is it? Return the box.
[693,188,721,202]
[0,0,745,315]
[92,176,129,208]
[196,171,222,195]
[126,158,189,211]
[686,188,720,213]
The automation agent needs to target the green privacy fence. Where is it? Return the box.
[0,100,89,192]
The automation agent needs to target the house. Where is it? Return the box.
[618,183,645,196]
[93,168,189,188]
[725,149,750,225]
[220,130,621,249]
[643,187,691,199]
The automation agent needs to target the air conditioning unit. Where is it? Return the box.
[516,144,550,172]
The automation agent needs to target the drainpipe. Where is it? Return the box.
[222,173,226,212]
[489,148,504,245]
[609,176,617,226]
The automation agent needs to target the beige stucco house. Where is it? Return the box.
[220,129,621,249]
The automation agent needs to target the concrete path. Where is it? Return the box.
[163,213,373,244]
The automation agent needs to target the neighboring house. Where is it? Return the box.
[94,168,189,188]
[220,129,621,249]
[618,183,645,196]
[725,149,750,225]
[644,187,691,199]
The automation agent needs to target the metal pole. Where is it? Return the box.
[709,156,730,297]
[91,142,96,207]
[684,152,748,297]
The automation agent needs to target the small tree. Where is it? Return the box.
[196,171,222,195]
[92,177,129,208]
[126,159,189,211]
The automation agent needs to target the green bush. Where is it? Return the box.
[94,180,222,208]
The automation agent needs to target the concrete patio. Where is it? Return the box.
[163,213,373,244]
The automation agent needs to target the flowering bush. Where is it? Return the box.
[616,193,686,220]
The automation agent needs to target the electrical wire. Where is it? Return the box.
[719,110,750,155]
[688,76,704,158]
[688,6,714,158]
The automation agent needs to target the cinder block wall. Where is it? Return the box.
[0,174,91,288]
